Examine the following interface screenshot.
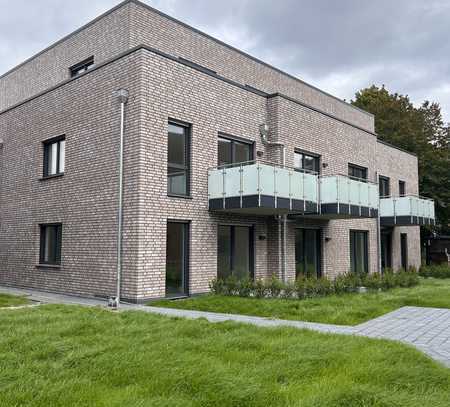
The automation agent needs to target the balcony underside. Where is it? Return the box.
[209,195,318,215]
[380,216,435,226]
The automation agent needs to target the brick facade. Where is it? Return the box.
[0,1,423,301]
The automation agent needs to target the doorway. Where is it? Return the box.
[295,228,321,278]
[166,221,189,297]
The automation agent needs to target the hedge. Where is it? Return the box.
[210,269,420,300]
[419,264,450,279]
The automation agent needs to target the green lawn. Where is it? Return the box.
[0,293,29,308]
[0,305,448,406]
[151,278,450,326]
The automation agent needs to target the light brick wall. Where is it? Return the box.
[0,2,422,301]
[0,2,134,112]
[0,52,144,299]
[1,1,373,133]
[376,141,421,270]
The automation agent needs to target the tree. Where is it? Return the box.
[352,85,450,233]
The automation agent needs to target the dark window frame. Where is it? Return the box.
[348,163,368,181]
[350,230,369,274]
[399,180,406,196]
[217,224,255,280]
[217,132,254,166]
[379,175,390,197]
[166,219,190,297]
[43,135,65,178]
[39,223,62,266]
[294,148,321,174]
[69,56,94,77]
[167,119,191,198]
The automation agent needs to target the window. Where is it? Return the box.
[381,230,392,270]
[69,56,94,77]
[295,228,321,278]
[294,150,320,173]
[43,136,65,177]
[218,225,254,280]
[348,164,368,180]
[168,121,190,196]
[401,233,408,270]
[399,180,406,196]
[166,221,189,297]
[350,230,368,274]
[39,224,62,265]
[218,135,253,166]
[379,176,390,197]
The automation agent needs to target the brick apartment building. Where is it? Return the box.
[0,0,435,302]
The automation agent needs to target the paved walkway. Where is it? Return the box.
[1,286,449,368]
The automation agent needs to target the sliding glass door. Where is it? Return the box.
[295,228,321,278]
[166,222,189,297]
[218,225,254,279]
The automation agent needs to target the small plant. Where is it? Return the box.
[237,278,254,297]
[209,278,225,295]
[254,279,268,298]
[267,275,284,298]
[315,277,334,296]
[223,276,239,296]
[281,281,296,299]
[381,269,396,290]
[362,272,383,290]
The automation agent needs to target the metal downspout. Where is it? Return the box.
[114,89,129,307]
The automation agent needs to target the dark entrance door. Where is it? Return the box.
[401,233,408,270]
[295,228,321,278]
[166,222,189,297]
[381,229,392,270]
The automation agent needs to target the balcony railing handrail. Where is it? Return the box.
[208,159,319,175]
[379,194,434,202]
[318,173,378,186]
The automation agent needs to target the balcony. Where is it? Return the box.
[380,195,435,226]
[319,175,379,218]
[208,161,318,215]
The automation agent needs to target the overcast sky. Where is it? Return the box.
[1,0,449,121]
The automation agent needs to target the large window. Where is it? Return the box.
[39,224,62,265]
[166,221,189,297]
[379,175,390,197]
[294,150,320,173]
[69,56,94,77]
[381,230,392,270]
[218,135,253,166]
[168,121,190,196]
[218,225,254,280]
[295,228,321,278]
[348,163,368,180]
[43,136,65,177]
[350,230,368,274]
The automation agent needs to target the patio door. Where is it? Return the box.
[381,229,392,270]
[166,222,189,297]
[295,228,321,278]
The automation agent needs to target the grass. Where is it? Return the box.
[151,278,450,326]
[0,293,29,308]
[0,305,448,406]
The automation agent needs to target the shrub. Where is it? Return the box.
[315,277,334,296]
[281,281,296,299]
[381,269,397,290]
[254,279,268,298]
[362,272,383,290]
[209,278,225,295]
[237,278,254,297]
[419,264,450,279]
[267,275,284,298]
[223,276,239,296]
